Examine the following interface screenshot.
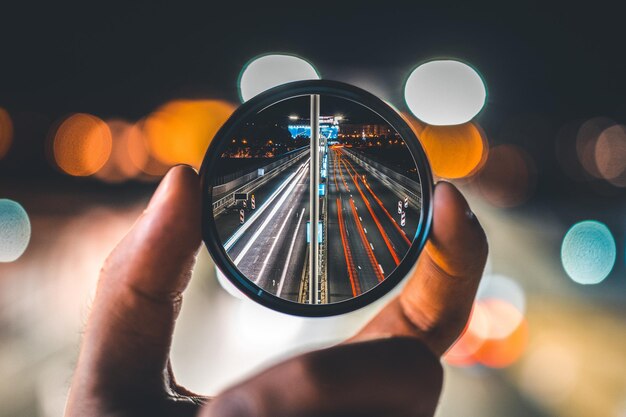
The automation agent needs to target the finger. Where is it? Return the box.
[70,165,201,397]
[201,338,443,417]
[353,181,488,355]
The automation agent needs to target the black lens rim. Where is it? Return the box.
[200,80,433,317]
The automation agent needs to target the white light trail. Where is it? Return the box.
[233,163,309,265]
[255,207,294,284]
[224,159,310,251]
[277,207,306,297]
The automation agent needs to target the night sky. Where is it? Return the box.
[1,1,626,197]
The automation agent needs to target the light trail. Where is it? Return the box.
[332,149,339,192]
[254,206,294,284]
[232,162,309,265]
[224,158,310,251]
[341,158,401,265]
[337,198,360,296]
[276,207,306,297]
[349,198,385,283]
[341,150,411,245]
[335,149,350,192]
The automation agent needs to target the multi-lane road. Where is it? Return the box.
[326,147,419,302]
[214,146,420,304]
[218,156,310,302]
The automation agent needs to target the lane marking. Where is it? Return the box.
[336,198,360,296]
[276,207,306,297]
[379,264,385,274]
[224,158,310,251]
[255,206,294,284]
[349,198,385,282]
[340,156,401,265]
[370,243,374,251]
[232,164,309,265]
[342,151,411,246]
[364,227,368,234]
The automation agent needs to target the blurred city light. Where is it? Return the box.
[419,122,488,179]
[0,199,31,262]
[445,298,527,368]
[52,113,112,176]
[445,302,490,366]
[477,273,526,315]
[474,315,528,368]
[595,124,626,187]
[238,54,320,102]
[561,220,616,284]
[576,116,615,179]
[143,100,235,168]
[94,119,148,183]
[0,107,13,159]
[477,299,524,340]
[470,144,536,207]
[404,60,486,126]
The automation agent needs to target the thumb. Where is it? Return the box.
[352,181,488,355]
[69,166,201,399]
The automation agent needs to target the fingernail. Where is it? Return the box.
[148,168,177,209]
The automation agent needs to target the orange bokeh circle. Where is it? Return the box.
[53,113,112,176]
[474,317,528,368]
[419,122,488,179]
[143,100,235,168]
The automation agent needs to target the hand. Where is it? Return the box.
[65,166,487,417]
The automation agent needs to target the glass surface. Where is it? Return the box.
[211,95,422,304]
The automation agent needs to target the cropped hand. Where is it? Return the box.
[65,166,487,417]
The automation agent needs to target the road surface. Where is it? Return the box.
[325,146,420,303]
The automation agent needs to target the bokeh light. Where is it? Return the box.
[595,124,626,187]
[446,298,528,368]
[475,299,524,340]
[95,119,149,183]
[238,54,320,102]
[471,144,536,207]
[477,273,526,315]
[0,107,13,159]
[576,116,615,179]
[474,317,528,368]
[561,220,616,284]
[0,199,31,262]
[419,122,488,179]
[404,60,486,126]
[143,100,235,168]
[52,113,112,176]
[445,302,490,366]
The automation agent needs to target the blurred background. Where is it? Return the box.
[1,2,625,416]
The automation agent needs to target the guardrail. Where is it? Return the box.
[342,147,422,208]
[212,147,309,216]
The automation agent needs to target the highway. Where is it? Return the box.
[216,155,310,302]
[213,145,421,305]
[326,146,420,302]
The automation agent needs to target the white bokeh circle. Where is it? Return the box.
[404,60,486,126]
[238,54,320,102]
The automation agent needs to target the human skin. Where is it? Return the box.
[65,165,487,417]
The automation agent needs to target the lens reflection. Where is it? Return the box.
[211,95,422,304]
